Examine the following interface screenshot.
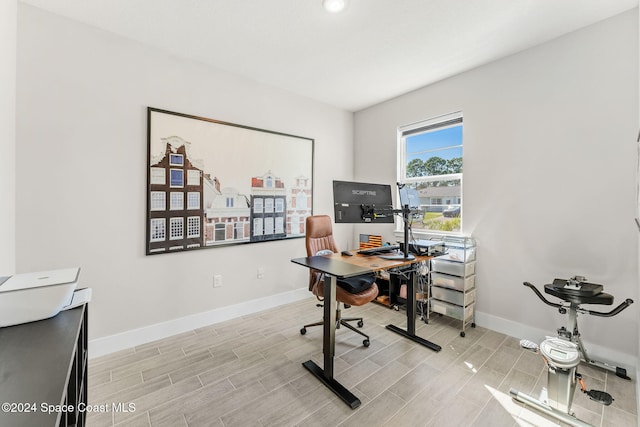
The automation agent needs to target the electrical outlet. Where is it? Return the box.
[257,268,264,279]
[213,275,222,287]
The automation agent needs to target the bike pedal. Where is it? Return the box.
[519,339,539,352]
[586,389,614,406]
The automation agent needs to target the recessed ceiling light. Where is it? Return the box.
[322,0,346,13]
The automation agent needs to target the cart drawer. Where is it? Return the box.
[431,258,475,277]
[431,286,475,307]
[431,300,474,321]
[441,246,476,263]
[431,272,475,292]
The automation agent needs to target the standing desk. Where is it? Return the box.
[291,250,441,409]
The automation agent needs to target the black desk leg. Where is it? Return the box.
[302,275,361,409]
[386,269,441,352]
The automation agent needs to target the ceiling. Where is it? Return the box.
[20,0,638,112]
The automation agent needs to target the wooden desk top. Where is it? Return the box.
[291,250,430,277]
[326,250,430,271]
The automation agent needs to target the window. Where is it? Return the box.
[187,169,200,186]
[226,197,234,208]
[170,169,184,188]
[187,216,200,238]
[253,198,263,213]
[169,217,183,240]
[150,167,165,185]
[275,217,284,234]
[264,198,274,213]
[150,218,166,242]
[275,198,284,213]
[264,217,274,235]
[295,191,307,209]
[169,154,184,166]
[170,192,184,210]
[398,111,463,233]
[187,192,200,210]
[215,223,226,241]
[253,218,263,236]
[150,191,166,211]
[234,222,244,239]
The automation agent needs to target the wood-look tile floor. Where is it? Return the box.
[87,298,637,427]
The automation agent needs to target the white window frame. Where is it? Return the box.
[295,191,307,209]
[187,192,200,210]
[275,198,284,213]
[253,198,263,213]
[187,216,200,238]
[170,192,184,210]
[187,169,200,186]
[397,111,463,234]
[253,218,263,236]
[169,169,184,188]
[264,217,274,235]
[264,198,274,213]
[169,217,184,240]
[275,217,284,234]
[150,191,166,211]
[150,167,165,185]
[169,153,184,166]
[150,218,166,242]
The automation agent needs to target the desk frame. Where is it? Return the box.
[292,252,441,409]
[385,265,441,351]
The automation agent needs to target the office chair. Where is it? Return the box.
[300,215,379,347]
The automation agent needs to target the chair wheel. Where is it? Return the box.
[471,322,476,328]
[300,328,306,335]
[357,320,364,328]
[363,339,370,347]
[460,331,466,337]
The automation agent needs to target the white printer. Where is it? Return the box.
[0,267,91,327]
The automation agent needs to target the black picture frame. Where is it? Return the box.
[146,107,314,255]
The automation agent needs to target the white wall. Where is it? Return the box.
[0,0,16,275]
[355,10,639,363]
[16,5,354,352]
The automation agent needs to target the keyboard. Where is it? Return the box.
[357,245,400,256]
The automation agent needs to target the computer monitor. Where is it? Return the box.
[333,180,394,223]
[398,185,420,210]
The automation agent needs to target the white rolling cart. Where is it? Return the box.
[427,236,476,337]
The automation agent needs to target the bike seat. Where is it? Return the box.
[544,282,613,306]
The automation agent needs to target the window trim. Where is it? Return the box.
[397,111,463,235]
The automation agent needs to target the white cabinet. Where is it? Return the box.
[428,236,476,337]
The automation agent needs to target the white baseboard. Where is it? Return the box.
[475,311,638,375]
[88,287,309,359]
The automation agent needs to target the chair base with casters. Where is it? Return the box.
[300,282,378,347]
[301,301,370,347]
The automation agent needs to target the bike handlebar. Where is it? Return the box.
[587,299,634,317]
[523,282,563,309]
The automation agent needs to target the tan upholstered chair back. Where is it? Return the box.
[305,215,338,292]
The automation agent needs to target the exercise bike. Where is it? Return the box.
[510,276,634,427]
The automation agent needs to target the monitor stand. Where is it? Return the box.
[379,203,415,261]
